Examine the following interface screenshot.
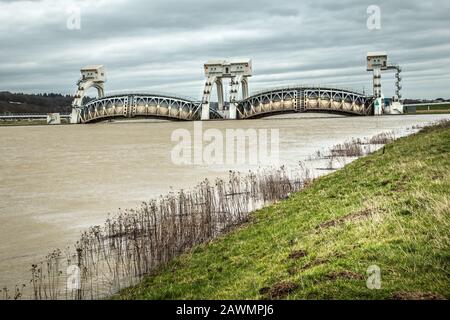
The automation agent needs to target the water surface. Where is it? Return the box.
[1,113,449,288]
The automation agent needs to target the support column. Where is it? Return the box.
[242,77,249,99]
[229,75,243,120]
[216,80,224,111]
[96,85,105,98]
[373,67,383,115]
[373,67,382,98]
[201,75,218,120]
[70,108,81,124]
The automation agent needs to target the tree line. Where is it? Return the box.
[0,91,74,114]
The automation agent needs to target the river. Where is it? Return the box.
[0,113,449,290]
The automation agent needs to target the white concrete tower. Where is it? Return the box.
[70,65,106,123]
[367,52,404,114]
[367,52,387,97]
[367,52,387,115]
[201,59,252,120]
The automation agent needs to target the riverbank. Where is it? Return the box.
[118,120,450,299]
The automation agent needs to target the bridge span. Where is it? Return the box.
[71,54,406,123]
[77,86,373,123]
[78,93,224,123]
[236,85,372,118]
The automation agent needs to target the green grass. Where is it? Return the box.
[414,103,450,114]
[118,122,450,300]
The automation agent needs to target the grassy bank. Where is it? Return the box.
[118,122,450,300]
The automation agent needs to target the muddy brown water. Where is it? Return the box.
[0,113,449,289]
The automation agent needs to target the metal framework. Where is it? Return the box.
[386,64,402,101]
[236,86,372,119]
[79,93,204,123]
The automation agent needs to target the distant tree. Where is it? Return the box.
[0,92,74,114]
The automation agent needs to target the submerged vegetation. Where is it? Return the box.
[2,120,449,299]
[309,131,396,171]
[310,132,396,161]
[2,164,314,299]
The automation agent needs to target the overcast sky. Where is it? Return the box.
[0,0,449,99]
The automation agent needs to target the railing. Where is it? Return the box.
[91,91,199,103]
[249,84,367,97]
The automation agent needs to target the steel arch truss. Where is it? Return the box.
[237,86,372,118]
[79,94,202,123]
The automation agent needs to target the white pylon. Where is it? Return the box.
[200,60,252,120]
[70,65,106,124]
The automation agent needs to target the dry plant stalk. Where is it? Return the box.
[6,163,313,300]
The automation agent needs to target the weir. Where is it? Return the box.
[70,52,404,124]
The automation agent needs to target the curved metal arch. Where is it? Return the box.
[79,93,202,123]
[237,86,372,119]
[72,80,105,109]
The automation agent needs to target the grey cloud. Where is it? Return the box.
[0,0,449,99]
